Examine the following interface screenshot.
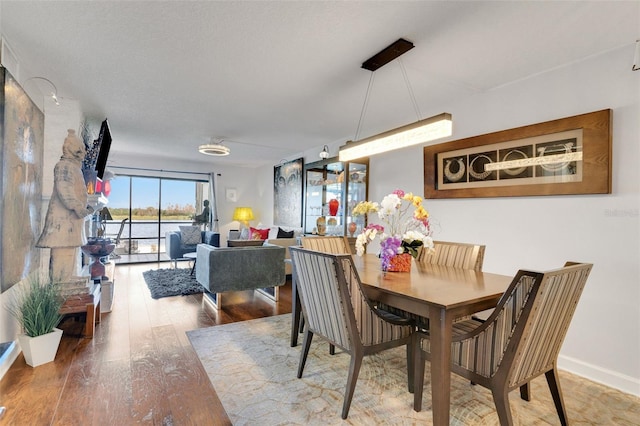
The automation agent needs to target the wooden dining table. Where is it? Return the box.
[352,254,512,425]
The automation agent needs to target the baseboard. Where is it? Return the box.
[558,354,640,397]
[0,341,19,382]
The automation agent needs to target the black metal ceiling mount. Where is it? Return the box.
[361,38,414,71]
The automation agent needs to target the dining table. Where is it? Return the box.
[354,254,512,425]
[290,253,513,426]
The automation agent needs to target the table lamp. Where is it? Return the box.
[233,207,254,228]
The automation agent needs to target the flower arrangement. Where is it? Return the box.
[352,189,434,271]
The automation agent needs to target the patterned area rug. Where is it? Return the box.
[142,268,202,299]
[187,315,638,425]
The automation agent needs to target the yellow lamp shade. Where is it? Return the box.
[233,207,254,225]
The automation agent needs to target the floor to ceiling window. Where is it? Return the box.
[103,174,211,264]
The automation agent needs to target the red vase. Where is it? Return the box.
[328,199,339,216]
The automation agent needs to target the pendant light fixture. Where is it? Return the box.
[338,38,452,162]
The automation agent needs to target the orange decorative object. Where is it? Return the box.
[386,253,412,272]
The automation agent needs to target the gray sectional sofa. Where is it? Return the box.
[195,244,286,309]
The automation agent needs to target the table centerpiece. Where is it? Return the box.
[352,189,434,272]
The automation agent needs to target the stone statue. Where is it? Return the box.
[37,129,96,282]
[193,199,210,224]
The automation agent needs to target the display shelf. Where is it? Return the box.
[303,156,368,236]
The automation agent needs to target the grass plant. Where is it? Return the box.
[7,277,63,337]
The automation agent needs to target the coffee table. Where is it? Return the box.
[184,252,197,275]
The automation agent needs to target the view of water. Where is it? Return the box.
[102,220,198,254]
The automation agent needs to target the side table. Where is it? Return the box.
[59,283,101,338]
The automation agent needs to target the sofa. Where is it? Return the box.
[165,229,220,267]
[195,244,285,309]
[225,227,298,275]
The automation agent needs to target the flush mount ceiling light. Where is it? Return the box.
[338,38,452,162]
[199,137,230,156]
[22,76,60,105]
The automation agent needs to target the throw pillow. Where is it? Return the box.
[249,227,269,240]
[277,227,294,238]
[179,226,201,245]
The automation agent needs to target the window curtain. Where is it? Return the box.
[209,172,219,232]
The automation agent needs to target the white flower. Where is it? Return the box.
[378,194,401,217]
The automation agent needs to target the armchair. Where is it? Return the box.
[413,262,593,425]
[165,229,219,267]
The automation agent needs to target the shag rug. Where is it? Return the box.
[187,315,639,426]
[142,268,203,299]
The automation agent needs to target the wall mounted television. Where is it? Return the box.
[94,118,111,179]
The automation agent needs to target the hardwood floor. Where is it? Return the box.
[1,261,293,425]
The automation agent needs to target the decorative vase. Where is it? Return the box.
[384,253,412,272]
[17,328,63,367]
[328,199,339,216]
[316,216,326,236]
[348,222,357,237]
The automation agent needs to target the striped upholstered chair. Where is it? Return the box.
[300,236,352,254]
[380,241,486,330]
[289,247,414,419]
[413,262,593,425]
[298,236,353,353]
[417,240,485,270]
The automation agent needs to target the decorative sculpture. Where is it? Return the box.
[36,129,97,282]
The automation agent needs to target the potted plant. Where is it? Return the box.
[7,277,63,367]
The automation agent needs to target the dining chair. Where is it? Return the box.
[380,240,486,330]
[416,240,485,270]
[298,236,353,353]
[413,262,593,426]
[300,236,352,254]
[289,247,414,419]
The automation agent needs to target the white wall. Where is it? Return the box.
[365,46,639,395]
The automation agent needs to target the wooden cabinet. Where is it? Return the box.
[303,157,368,237]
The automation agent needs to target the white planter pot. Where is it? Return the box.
[17,328,63,367]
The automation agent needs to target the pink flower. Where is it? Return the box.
[392,189,405,198]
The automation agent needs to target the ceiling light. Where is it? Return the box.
[199,138,230,156]
[339,38,452,162]
[319,145,330,159]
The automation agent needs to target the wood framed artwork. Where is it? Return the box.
[0,67,45,292]
[424,109,612,198]
[274,158,303,227]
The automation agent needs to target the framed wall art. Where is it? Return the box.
[273,158,303,227]
[424,109,612,199]
[0,67,45,292]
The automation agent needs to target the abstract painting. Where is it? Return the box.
[0,67,45,292]
[273,158,303,228]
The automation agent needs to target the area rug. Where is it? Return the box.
[187,315,637,426]
[142,268,203,299]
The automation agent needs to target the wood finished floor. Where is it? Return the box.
[1,261,293,425]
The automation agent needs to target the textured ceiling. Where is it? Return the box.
[0,1,637,168]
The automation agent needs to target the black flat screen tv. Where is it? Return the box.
[94,119,111,179]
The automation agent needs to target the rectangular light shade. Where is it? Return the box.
[232,207,254,222]
[338,113,452,162]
